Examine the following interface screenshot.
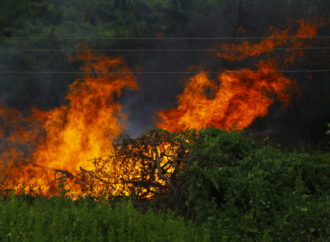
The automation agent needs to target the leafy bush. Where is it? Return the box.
[0,190,212,242]
[178,126,330,241]
[2,126,330,241]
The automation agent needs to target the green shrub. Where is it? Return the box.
[0,190,213,242]
[178,126,330,241]
[2,126,330,241]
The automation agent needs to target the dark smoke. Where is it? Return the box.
[1,0,330,153]
[119,2,330,151]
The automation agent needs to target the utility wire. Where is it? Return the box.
[0,70,329,74]
[1,36,330,40]
[1,37,329,74]
[1,47,330,52]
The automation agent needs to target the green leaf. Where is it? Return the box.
[301,207,308,212]
[309,228,315,232]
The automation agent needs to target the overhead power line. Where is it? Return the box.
[0,70,329,74]
[1,47,330,52]
[1,36,330,40]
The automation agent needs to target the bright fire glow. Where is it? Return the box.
[156,17,329,133]
[0,17,329,201]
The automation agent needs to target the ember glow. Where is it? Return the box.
[0,17,328,201]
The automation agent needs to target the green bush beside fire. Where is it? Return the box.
[1,126,330,241]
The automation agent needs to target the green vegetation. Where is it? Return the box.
[0,191,213,242]
[177,126,330,241]
[1,126,330,241]
[1,1,330,240]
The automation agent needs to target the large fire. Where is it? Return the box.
[0,17,328,202]
[0,46,139,200]
[156,17,330,132]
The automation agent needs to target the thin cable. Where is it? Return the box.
[0,70,329,74]
[1,47,330,52]
[1,36,330,40]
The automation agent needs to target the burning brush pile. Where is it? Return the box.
[89,128,196,217]
[0,41,203,215]
[0,122,215,221]
[0,46,197,217]
[1,16,330,229]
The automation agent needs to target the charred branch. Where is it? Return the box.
[41,129,193,219]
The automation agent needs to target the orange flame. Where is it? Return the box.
[213,17,329,64]
[156,17,329,133]
[156,62,298,132]
[1,17,329,201]
[0,46,138,199]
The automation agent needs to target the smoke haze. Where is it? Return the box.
[1,0,330,149]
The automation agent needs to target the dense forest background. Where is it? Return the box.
[1,0,330,150]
